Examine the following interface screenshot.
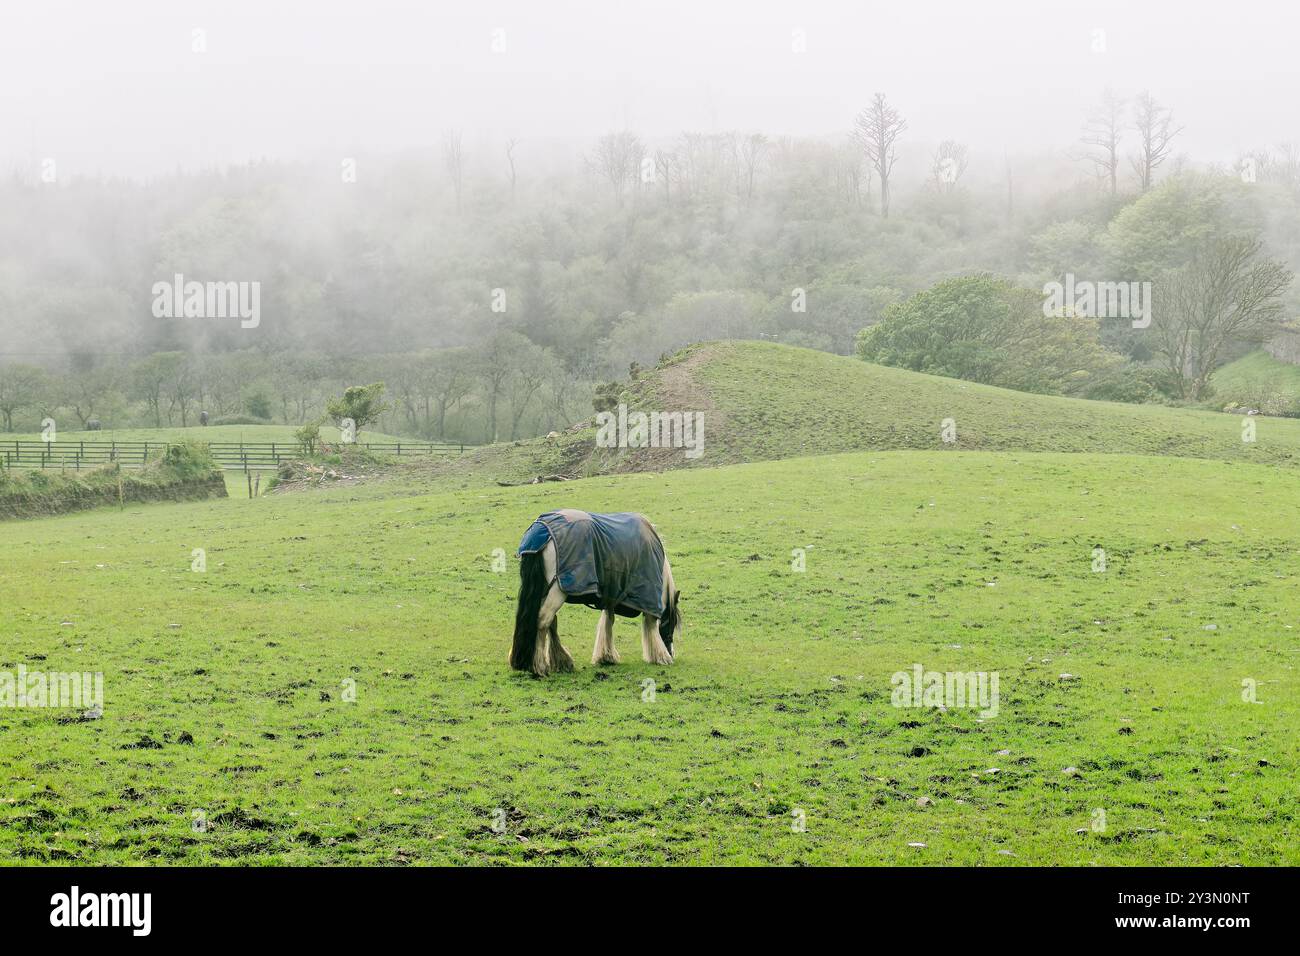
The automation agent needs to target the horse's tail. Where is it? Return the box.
[510,550,548,671]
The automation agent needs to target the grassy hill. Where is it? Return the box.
[1211,350,1300,414]
[1,447,1296,864]
[422,341,1300,487]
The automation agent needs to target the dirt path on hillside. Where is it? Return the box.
[613,345,727,473]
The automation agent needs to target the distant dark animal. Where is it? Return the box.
[511,510,682,677]
[86,420,101,431]
[199,410,209,426]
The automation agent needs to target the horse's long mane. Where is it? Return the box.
[658,590,679,650]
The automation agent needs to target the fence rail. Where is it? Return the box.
[0,439,468,472]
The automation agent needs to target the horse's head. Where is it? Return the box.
[659,588,682,658]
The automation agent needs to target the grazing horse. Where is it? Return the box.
[511,510,682,677]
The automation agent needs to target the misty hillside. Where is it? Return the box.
[2,5,1298,449]
[408,341,1300,487]
[3,162,1298,445]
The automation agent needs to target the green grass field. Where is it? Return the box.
[1,445,1296,865]
[2,343,1298,865]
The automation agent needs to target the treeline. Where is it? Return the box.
[0,338,589,440]
[2,89,1299,437]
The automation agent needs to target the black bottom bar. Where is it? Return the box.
[0,866,1284,942]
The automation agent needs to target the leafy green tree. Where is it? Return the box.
[1103,174,1262,280]
[325,383,392,440]
[244,391,273,420]
[0,363,47,431]
[132,352,185,428]
[473,332,537,443]
[856,274,1118,395]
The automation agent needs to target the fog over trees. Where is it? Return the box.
[1,2,1298,439]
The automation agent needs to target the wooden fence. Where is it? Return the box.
[0,439,468,472]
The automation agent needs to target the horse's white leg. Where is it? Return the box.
[533,581,565,676]
[640,614,655,662]
[641,614,673,665]
[593,608,619,664]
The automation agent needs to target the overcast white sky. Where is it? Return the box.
[1,0,1296,178]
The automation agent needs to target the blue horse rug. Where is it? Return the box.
[518,509,666,618]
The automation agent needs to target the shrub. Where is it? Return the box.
[295,421,322,456]
[593,381,622,414]
[1076,365,1179,404]
[148,441,220,482]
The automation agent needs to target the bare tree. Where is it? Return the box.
[1154,236,1292,399]
[544,353,577,431]
[474,330,540,443]
[1238,143,1300,191]
[1131,91,1181,192]
[853,93,907,217]
[428,351,473,438]
[132,352,182,428]
[442,129,464,213]
[736,133,769,202]
[505,346,550,439]
[836,139,867,206]
[588,131,644,205]
[929,140,969,193]
[167,353,198,427]
[1082,89,1124,195]
[61,362,119,427]
[1271,143,1300,191]
[504,138,519,204]
[673,132,727,204]
[653,149,675,205]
